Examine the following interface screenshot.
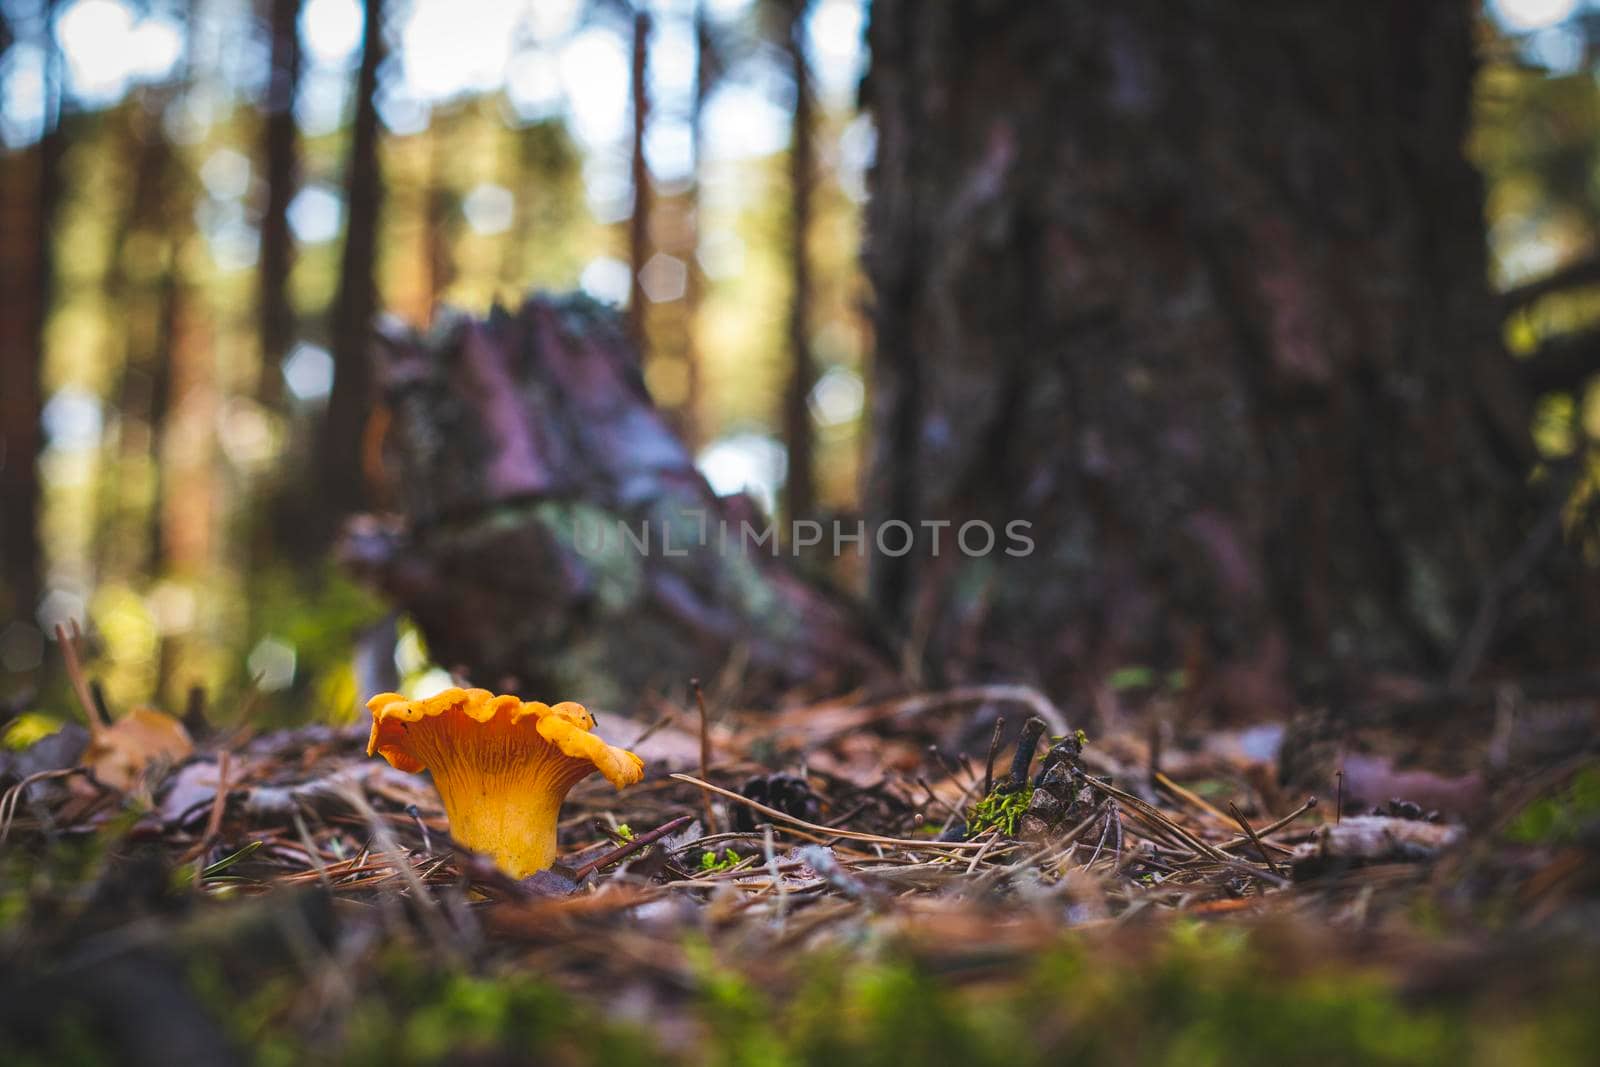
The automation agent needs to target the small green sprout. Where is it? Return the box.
[699,848,741,873]
[615,824,635,842]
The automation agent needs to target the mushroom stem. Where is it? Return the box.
[366,689,645,878]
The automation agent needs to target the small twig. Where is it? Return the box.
[913,775,951,817]
[1217,795,1318,853]
[1087,807,1119,868]
[56,622,106,738]
[963,828,1003,874]
[935,774,982,839]
[999,717,1046,791]
[1085,775,1235,863]
[1147,716,1162,790]
[982,715,1005,796]
[572,813,694,880]
[88,681,112,727]
[182,684,210,741]
[292,809,333,890]
[629,709,677,748]
[763,823,787,930]
[1153,771,1232,827]
[691,679,718,835]
[340,784,458,959]
[406,803,433,854]
[1336,770,1344,824]
[1227,801,1284,877]
[1,768,86,843]
[192,752,231,885]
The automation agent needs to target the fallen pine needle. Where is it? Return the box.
[670,773,1002,852]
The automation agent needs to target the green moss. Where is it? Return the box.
[969,787,1034,837]
[699,848,742,873]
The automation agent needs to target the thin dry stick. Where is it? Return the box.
[1217,796,1317,852]
[1227,801,1284,877]
[963,828,1003,874]
[0,768,83,843]
[292,809,334,890]
[572,813,695,880]
[1154,770,1232,827]
[670,774,1002,852]
[691,679,718,835]
[1086,775,1236,863]
[763,823,787,931]
[56,622,106,737]
[340,785,458,960]
[936,774,983,838]
[982,715,1005,795]
[629,709,678,748]
[192,751,232,884]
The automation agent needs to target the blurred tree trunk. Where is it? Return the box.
[256,0,304,409]
[780,0,816,525]
[92,89,187,585]
[678,1,714,451]
[422,121,453,321]
[863,0,1590,712]
[317,0,385,537]
[0,4,61,625]
[627,9,653,356]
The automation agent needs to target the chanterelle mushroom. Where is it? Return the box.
[366,687,644,877]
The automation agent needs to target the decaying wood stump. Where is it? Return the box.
[340,294,891,708]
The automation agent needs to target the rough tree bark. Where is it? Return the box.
[862,0,1596,711]
[781,0,816,525]
[342,295,888,708]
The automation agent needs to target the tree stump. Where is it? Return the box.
[341,294,890,708]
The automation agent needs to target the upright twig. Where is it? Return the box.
[1226,801,1283,877]
[692,678,718,834]
[982,715,1005,795]
[56,622,105,738]
[193,751,231,886]
[998,717,1046,791]
[626,7,652,353]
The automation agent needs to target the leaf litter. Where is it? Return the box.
[2,666,1599,1064]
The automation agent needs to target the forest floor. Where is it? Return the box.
[2,673,1598,1066]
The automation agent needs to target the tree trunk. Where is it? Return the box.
[0,4,61,625]
[678,0,714,452]
[256,0,303,410]
[627,9,652,356]
[781,0,816,525]
[862,0,1590,712]
[318,0,385,533]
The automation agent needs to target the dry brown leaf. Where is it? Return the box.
[83,707,194,792]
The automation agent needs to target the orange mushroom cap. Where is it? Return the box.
[367,687,644,877]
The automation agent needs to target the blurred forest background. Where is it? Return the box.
[1,0,872,723]
[4,0,1600,727]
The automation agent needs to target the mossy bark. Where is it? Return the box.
[344,295,889,707]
